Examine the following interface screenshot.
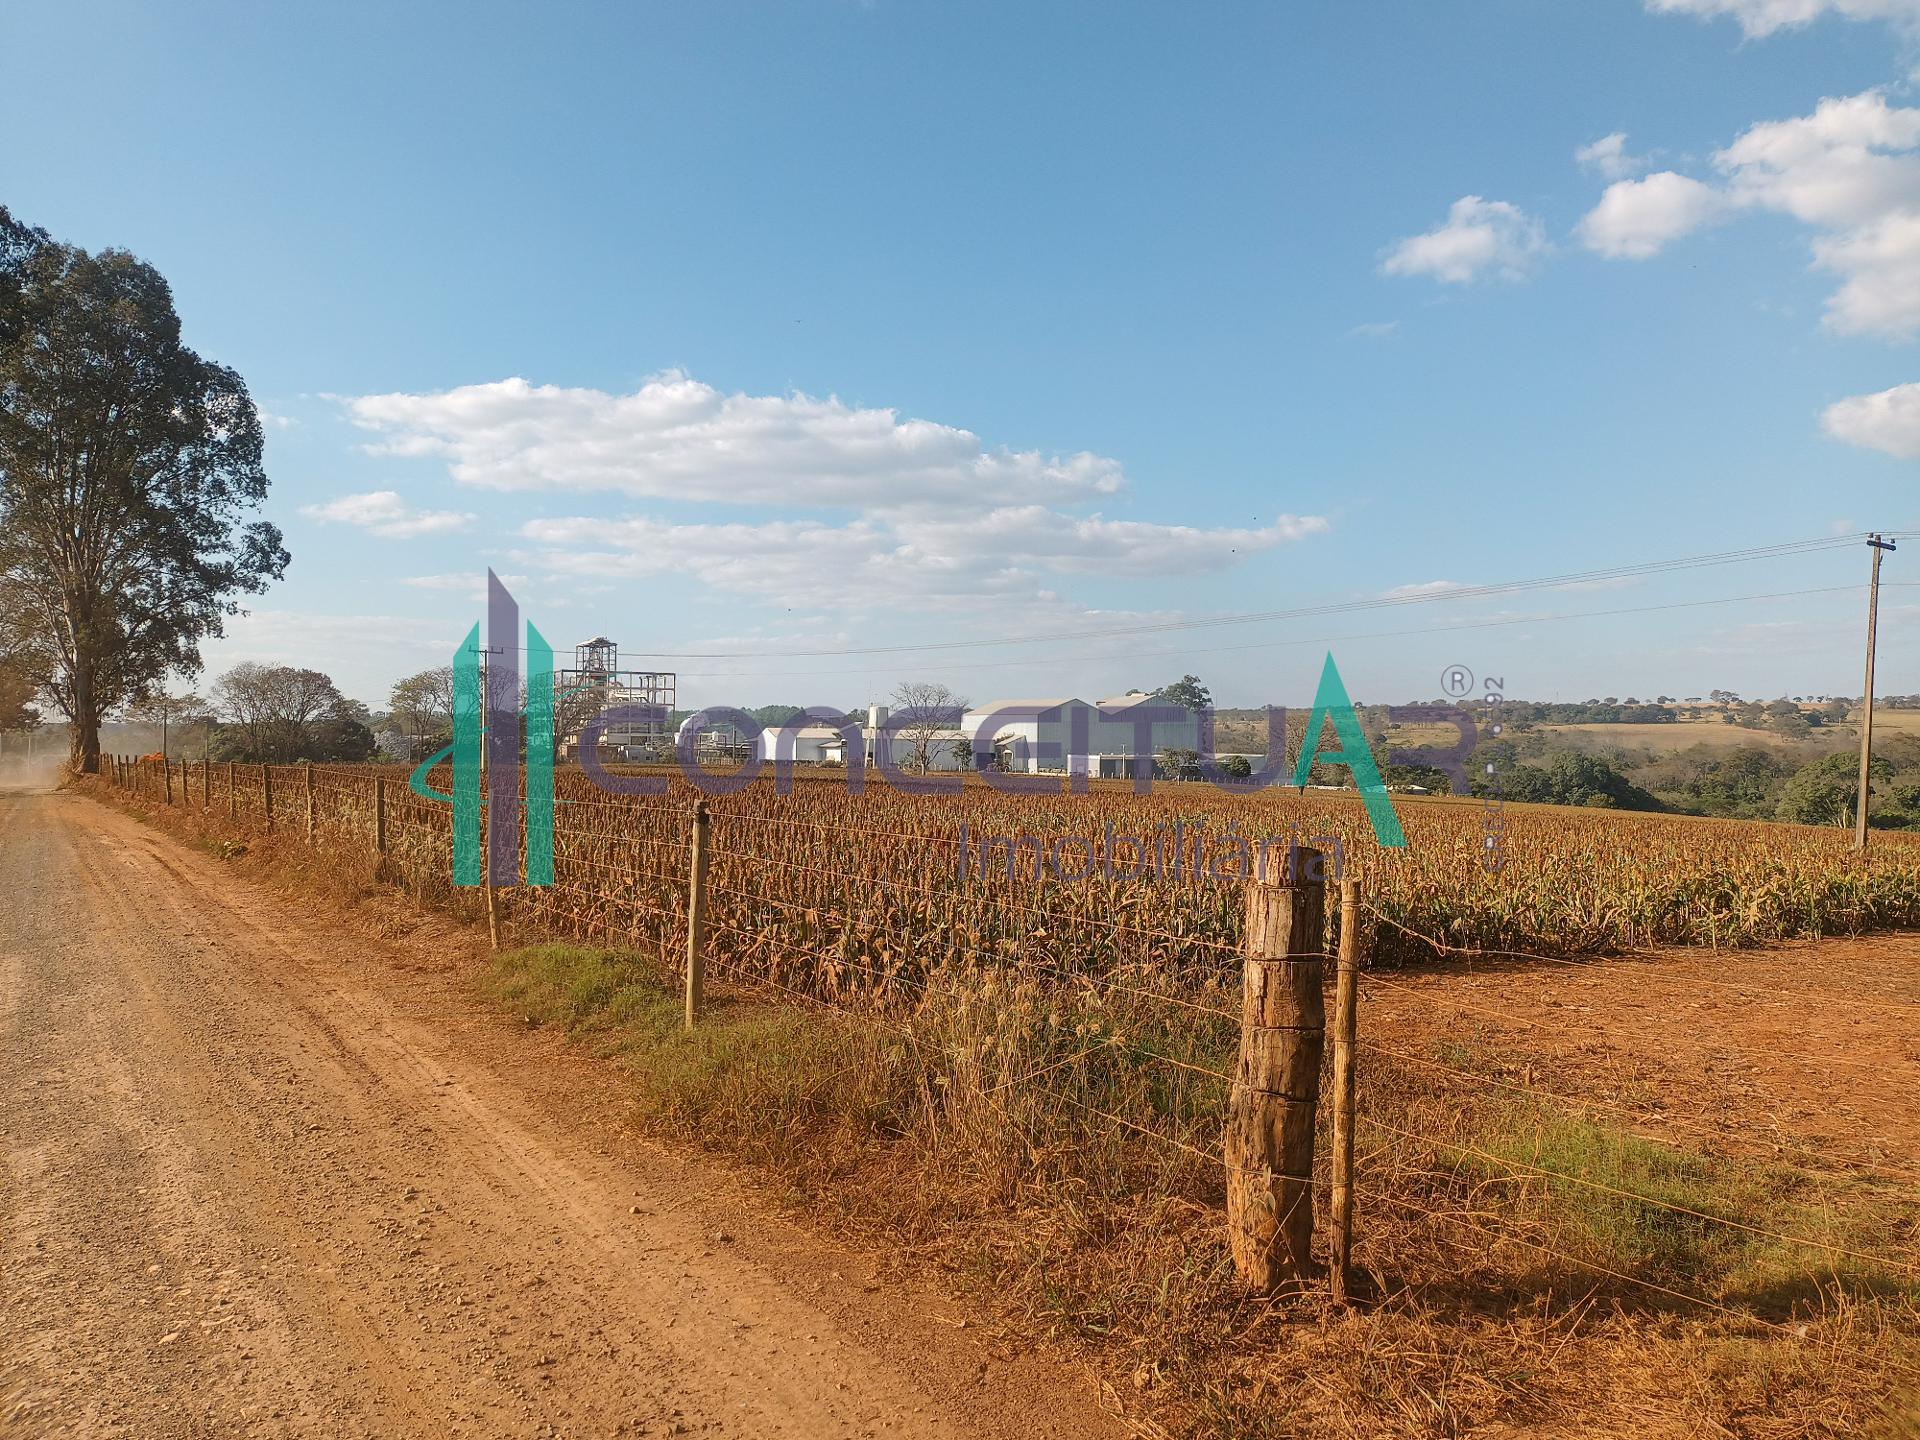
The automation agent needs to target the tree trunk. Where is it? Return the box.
[68,664,102,775]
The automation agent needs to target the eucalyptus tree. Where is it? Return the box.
[0,206,288,772]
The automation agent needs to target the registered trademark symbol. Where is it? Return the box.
[1441,664,1474,698]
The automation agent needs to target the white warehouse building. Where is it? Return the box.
[960,694,1203,778]
[754,695,1209,778]
[756,705,970,772]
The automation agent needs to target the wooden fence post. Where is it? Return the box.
[305,763,316,843]
[179,758,189,808]
[228,761,237,819]
[202,758,211,808]
[164,757,175,805]
[375,776,388,855]
[1331,875,1361,1305]
[1225,845,1326,1292]
[262,765,274,832]
[685,799,710,1029]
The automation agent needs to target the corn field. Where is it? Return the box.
[111,757,1920,996]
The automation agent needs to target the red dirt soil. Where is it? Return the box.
[1363,935,1920,1180]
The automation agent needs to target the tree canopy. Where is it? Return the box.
[1149,674,1213,712]
[0,206,288,771]
[211,663,370,763]
[384,665,456,762]
[1777,752,1889,829]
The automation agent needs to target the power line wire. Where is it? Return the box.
[666,580,1896,681]
[626,533,1877,661]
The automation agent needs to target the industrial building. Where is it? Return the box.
[959,694,1204,778]
[559,638,676,762]
[756,705,969,772]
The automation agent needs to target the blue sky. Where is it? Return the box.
[6,0,1920,709]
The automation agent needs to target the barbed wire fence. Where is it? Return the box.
[100,754,1919,1330]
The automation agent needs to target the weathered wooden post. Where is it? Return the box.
[685,799,710,1029]
[1330,875,1361,1304]
[164,757,175,805]
[1225,845,1326,1292]
[202,758,211,808]
[305,763,317,843]
[262,764,274,832]
[374,776,388,855]
[228,761,237,819]
[179,758,189,808]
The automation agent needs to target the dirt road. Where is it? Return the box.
[0,786,1126,1439]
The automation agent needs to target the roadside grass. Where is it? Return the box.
[481,943,916,1177]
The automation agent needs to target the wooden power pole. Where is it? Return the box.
[1856,534,1896,852]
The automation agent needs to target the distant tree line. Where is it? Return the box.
[119,664,374,764]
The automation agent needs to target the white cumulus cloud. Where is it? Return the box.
[1646,0,1920,37]
[1822,380,1920,456]
[300,490,476,539]
[1576,90,1920,338]
[1575,133,1649,182]
[517,506,1327,616]
[1578,172,1729,258]
[350,372,1330,626]
[1380,196,1550,284]
[345,372,1125,511]
[1717,92,1920,229]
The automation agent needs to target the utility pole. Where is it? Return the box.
[1856,533,1896,852]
